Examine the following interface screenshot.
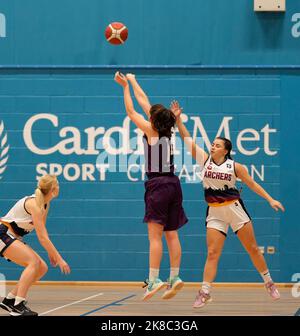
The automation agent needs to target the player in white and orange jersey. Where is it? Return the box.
[171,101,284,308]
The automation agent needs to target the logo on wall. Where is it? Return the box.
[0,13,6,38]
[22,113,278,182]
[292,13,300,38]
[0,121,9,180]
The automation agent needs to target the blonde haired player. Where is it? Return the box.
[171,101,285,308]
[0,175,70,316]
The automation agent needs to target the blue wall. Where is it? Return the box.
[0,70,298,282]
[0,1,299,283]
[0,0,300,66]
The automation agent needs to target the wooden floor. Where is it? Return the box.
[0,283,299,316]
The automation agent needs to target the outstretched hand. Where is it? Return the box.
[57,259,71,275]
[48,254,71,274]
[170,100,183,121]
[114,71,128,88]
[269,199,285,212]
[126,73,136,81]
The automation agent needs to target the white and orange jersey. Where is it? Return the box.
[202,156,240,205]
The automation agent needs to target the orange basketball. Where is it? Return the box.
[105,22,128,45]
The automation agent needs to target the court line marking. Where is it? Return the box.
[40,292,104,316]
[81,294,136,316]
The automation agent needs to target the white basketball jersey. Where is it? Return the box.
[1,195,36,235]
[202,156,240,204]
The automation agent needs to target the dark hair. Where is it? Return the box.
[149,104,176,139]
[215,137,233,159]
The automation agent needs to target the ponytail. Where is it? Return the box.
[35,187,45,211]
[35,174,58,210]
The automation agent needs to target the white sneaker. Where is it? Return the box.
[142,278,165,301]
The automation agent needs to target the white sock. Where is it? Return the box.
[14,296,26,306]
[260,270,272,284]
[170,267,179,279]
[201,282,212,294]
[149,268,159,282]
[6,292,16,300]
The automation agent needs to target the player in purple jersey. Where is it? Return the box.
[115,73,188,301]
[171,101,284,308]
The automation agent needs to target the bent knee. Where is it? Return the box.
[207,249,222,261]
[26,257,42,271]
[148,232,163,242]
[148,226,164,241]
[39,259,48,275]
[164,230,179,241]
[247,244,261,256]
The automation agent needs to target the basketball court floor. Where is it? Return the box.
[0,283,298,316]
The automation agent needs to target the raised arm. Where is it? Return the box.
[235,163,285,212]
[126,74,151,118]
[114,71,153,136]
[171,101,208,166]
